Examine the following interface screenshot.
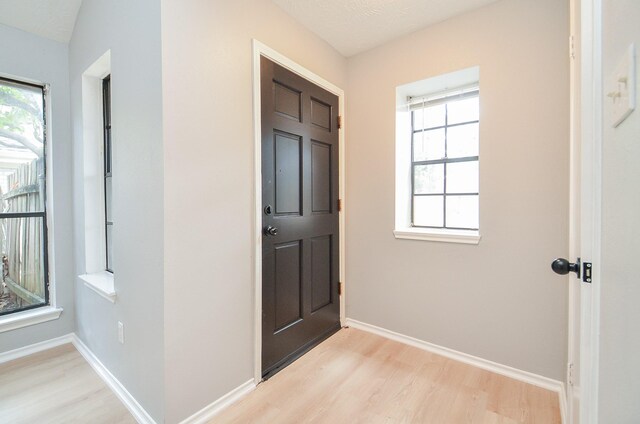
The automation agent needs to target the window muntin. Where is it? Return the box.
[103,75,113,273]
[411,90,479,231]
[0,77,49,316]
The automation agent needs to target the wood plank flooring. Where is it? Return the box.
[213,328,560,424]
[0,343,135,424]
[0,329,560,423]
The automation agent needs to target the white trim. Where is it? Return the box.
[71,334,156,424]
[393,228,481,244]
[252,40,346,385]
[560,386,569,424]
[567,0,581,422]
[178,379,256,424]
[81,50,112,276]
[79,271,116,303]
[346,318,567,419]
[44,81,59,312]
[0,332,72,363]
[580,0,602,422]
[0,306,63,334]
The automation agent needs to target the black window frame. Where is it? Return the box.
[102,75,113,273]
[410,89,479,231]
[0,76,50,316]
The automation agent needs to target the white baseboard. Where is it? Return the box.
[1,333,256,424]
[2,325,566,424]
[178,379,256,424]
[560,385,568,424]
[345,318,567,424]
[0,333,74,365]
[70,334,157,424]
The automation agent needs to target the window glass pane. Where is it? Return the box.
[413,128,445,161]
[0,216,46,314]
[0,81,45,213]
[414,164,444,194]
[106,224,113,272]
[447,96,479,125]
[447,123,479,159]
[446,161,479,193]
[413,104,445,130]
[446,195,479,229]
[413,195,443,227]
[105,176,112,223]
[104,133,111,174]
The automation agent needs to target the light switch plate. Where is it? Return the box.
[609,44,636,128]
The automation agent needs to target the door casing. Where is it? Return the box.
[578,0,603,422]
[567,0,603,423]
[251,40,346,384]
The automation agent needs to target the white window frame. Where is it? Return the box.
[0,73,63,332]
[395,67,481,244]
[78,51,116,302]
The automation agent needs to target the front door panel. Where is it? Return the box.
[261,57,340,378]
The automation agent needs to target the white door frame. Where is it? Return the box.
[251,40,346,384]
[576,0,602,422]
[567,1,581,422]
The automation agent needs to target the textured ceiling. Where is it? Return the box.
[0,0,497,52]
[272,0,500,57]
[0,0,82,43]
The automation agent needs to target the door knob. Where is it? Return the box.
[551,257,580,277]
[264,225,278,236]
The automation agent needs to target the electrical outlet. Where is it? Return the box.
[118,321,125,344]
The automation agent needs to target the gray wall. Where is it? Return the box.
[69,0,164,421]
[599,0,640,421]
[345,0,570,380]
[0,24,75,353]
[160,0,347,421]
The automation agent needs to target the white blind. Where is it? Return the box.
[407,83,479,110]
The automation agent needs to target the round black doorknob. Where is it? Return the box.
[551,258,580,276]
[264,225,278,236]
[552,258,570,275]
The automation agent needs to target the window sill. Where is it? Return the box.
[79,271,116,303]
[394,227,481,244]
[0,306,63,334]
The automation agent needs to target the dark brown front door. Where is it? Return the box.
[261,56,340,378]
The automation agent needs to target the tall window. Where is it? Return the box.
[410,86,479,230]
[103,76,113,272]
[0,77,49,316]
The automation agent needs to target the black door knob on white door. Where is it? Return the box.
[551,257,580,277]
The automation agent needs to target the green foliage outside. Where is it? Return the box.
[0,85,44,155]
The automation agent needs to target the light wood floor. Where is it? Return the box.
[213,328,560,424]
[0,329,560,424]
[0,343,135,424]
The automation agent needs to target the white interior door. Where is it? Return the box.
[565,1,602,423]
[578,0,602,421]
[567,2,582,422]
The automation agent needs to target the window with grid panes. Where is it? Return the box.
[411,88,479,230]
[0,77,49,316]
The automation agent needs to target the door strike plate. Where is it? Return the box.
[583,262,592,283]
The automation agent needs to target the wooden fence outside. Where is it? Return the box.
[1,157,45,308]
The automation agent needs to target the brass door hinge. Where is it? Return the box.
[337,115,343,129]
[338,282,343,296]
[337,198,342,212]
